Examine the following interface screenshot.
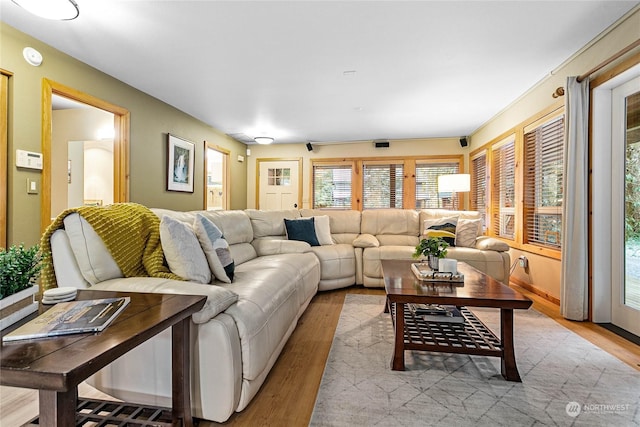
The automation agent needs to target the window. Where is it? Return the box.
[313,163,353,209]
[524,115,564,249]
[471,152,487,230]
[415,161,459,209]
[267,168,291,186]
[362,161,404,209]
[491,137,516,239]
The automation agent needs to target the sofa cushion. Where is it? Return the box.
[91,276,238,324]
[194,214,235,283]
[299,209,361,245]
[309,244,356,290]
[246,209,301,238]
[50,229,91,288]
[456,218,482,248]
[63,213,123,285]
[160,215,211,283]
[252,239,311,256]
[423,216,458,245]
[312,215,333,245]
[353,233,379,248]
[225,253,320,381]
[476,236,510,252]
[361,209,420,237]
[284,217,320,246]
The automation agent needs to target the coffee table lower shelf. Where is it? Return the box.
[389,302,503,363]
[24,398,174,427]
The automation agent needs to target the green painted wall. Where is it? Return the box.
[1,23,248,247]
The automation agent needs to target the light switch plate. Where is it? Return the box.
[27,178,39,194]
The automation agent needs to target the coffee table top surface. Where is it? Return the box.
[1,289,206,391]
[382,260,532,309]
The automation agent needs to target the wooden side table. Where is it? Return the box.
[1,289,206,427]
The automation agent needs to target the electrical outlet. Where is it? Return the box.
[518,255,528,268]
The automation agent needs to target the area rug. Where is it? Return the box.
[310,294,640,426]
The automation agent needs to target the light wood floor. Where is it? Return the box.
[1,285,639,426]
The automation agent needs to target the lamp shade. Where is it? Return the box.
[438,173,470,193]
[12,0,79,20]
[254,137,275,145]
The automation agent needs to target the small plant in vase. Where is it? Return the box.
[0,243,43,299]
[0,243,43,329]
[413,237,449,270]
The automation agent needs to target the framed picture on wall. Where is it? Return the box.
[167,134,195,192]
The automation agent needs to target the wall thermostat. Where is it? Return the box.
[16,149,43,170]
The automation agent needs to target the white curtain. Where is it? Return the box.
[560,76,590,320]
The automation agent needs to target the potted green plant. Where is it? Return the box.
[412,237,449,270]
[0,244,43,329]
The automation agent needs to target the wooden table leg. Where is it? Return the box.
[500,308,522,382]
[39,387,77,426]
[391,302,405,371]
[172,317,193,427]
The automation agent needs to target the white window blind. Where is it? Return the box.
[524,115,564,249]
[313,164,352,209]
[471,153,487,230]
[415,162,459,209]
[363,162,404,209]
[492,139,515,239]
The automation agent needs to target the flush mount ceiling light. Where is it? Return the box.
[12,0,79,20]
[254,137,275,145]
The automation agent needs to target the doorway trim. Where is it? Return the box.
[1,69,12,249]
[41,79,130,232]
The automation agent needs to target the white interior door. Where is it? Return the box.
[258,160,300,210]
[611,74,640,336]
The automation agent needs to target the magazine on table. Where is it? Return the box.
[408,303,464,324]
[2,297,130,342]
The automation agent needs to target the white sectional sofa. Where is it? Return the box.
[46,206,510,423]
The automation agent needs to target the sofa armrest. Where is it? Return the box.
[252,239,311,256]
[91,277,238,324]
[353,233,380,248]
[475,236,510,252]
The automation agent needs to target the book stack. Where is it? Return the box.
[408,303,464,323]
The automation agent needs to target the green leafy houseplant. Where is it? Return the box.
[413,237,449,269]
[0,244,43,299]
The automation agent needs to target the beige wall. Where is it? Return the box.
[1,23,248,247]
[468,8,640,301]
[246,137,466,209]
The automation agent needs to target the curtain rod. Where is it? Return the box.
[577,38,640,82]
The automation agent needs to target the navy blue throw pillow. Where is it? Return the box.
[284,217,320,246]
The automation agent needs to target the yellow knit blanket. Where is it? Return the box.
[40,203,183,291]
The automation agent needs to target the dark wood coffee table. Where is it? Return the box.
[1,289,206,426]
[382,260,532,382]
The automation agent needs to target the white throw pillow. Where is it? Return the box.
[456,218,482,248]
[313,215,333,245]
[159,215,211,283]
[193,214,235,283]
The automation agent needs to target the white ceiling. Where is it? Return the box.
[1,1,638,144]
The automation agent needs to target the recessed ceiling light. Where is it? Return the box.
[12,0,79,20]
[254,137,275,145]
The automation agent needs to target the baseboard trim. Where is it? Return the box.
[509,277,560,305]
